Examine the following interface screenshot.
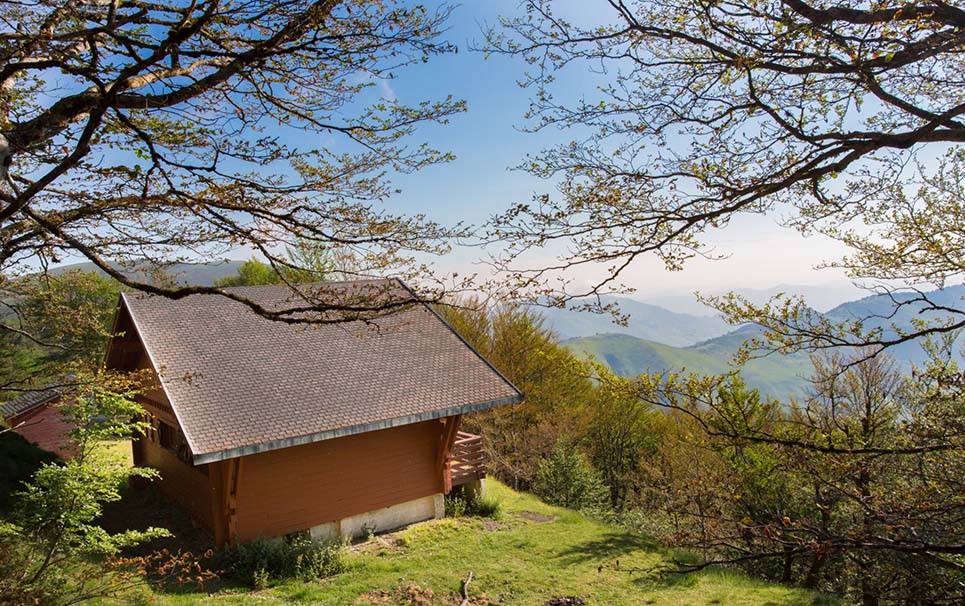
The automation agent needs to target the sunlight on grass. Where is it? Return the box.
[92,439,133,468]
[147,480,835,606]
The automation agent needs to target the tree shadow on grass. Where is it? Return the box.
[555,534,705,590]
[99,480,214,556]
[555,532,659,565]
[97,481,243,596]
[562,540,837,602]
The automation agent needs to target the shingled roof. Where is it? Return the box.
[0,385,61,419]
[112,279,522,464]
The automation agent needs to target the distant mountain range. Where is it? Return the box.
[50,259,247,286]
[537,297,731,347]
[643,283,864,316]
[821,284,965,366]
[565,330,814,398]
[562,286,965,399]
[539,283,865,346]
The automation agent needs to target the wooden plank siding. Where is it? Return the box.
[230,419,450,543]
[132,429,215,530]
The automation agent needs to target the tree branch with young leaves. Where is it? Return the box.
[0,0,468,331]
[488,0,965,355]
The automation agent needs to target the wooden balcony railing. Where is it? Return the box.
[449,431,486,488]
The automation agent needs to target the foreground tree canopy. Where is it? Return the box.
[1,0,465,321]
[491,0,965,354]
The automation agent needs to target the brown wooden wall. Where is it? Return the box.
[109,303,217,534]
[133,430,215,530]
[230,420,450,542]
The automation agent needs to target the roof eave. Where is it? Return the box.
[191,393,523,465]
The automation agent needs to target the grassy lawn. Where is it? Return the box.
[146,481,833,606]
[93,438,134,467]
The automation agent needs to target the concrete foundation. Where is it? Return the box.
[309,493,445,542]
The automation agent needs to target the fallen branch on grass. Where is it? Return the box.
[459,571,473,606]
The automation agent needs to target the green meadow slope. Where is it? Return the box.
[564,332,812,399]
[151,481,831,606]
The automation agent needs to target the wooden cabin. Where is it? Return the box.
[105,279,521,547]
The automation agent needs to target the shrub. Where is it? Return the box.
[214,534,345,588]
[533,444,609,512]
[445,493,467,518]
[445,491,502,519]
[251,567,270,590]
[470,495,502,519]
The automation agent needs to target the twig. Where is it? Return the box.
[459,570,473,606]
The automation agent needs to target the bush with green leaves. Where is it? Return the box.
[471,495,502,519]
[0,374,168,606]
[214,533,346,588]
[533,444,610,512]
[444,493,468,518]
[444,491,502,519]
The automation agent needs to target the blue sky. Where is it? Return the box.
[361,1,862,301]
[38,0,862,304]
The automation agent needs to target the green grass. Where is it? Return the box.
[148,481,832,606]
[93,438,134,467]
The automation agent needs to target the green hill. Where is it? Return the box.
[564,332,812,399]
[147,480,828,606]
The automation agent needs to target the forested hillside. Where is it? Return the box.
[564,331,813,398]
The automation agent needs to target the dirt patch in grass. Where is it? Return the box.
[483,519,510,531]
[359,583,501,606]
[350,534,408,556]
[517,511,556,523]
[359,584,437,606]
[546,597,586,606]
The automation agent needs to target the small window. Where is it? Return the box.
[157,421,192,464]
[158,421,175,450]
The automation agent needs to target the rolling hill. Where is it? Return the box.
[562,285,965,399]
[536,296,730,347]
[564,331,813,399]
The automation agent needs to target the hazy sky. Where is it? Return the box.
[361,1,863,299]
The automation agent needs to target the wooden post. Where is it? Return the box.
[226,457,243,542]
[437,415,462,494]
[210,461,227,548]
[212,457,244,547]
